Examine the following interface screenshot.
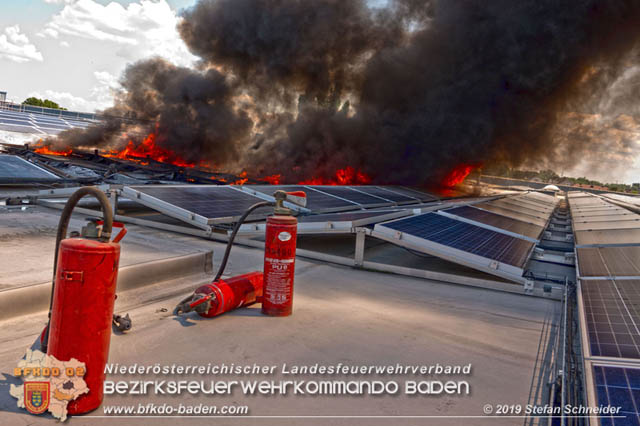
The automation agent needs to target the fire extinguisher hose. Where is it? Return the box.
[41,186,114,353]
[214,201,273,282]
[174,200,273,315]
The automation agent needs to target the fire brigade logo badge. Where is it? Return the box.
[24,382,50,414]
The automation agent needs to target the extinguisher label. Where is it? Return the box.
[265,257,294,264]
[265,260,293,298]
[277,231,292,241]
[263,219,297,314]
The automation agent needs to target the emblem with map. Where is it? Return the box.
[10,349,89,422]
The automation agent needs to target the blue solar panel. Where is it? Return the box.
[582,280,640,359]
[309,186,392,207]
[380,213,534,268]
[129,185,271,222]
[350,186,418,204]
[593,365,640,425]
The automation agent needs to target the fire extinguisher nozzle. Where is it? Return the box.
[112,313,132,332]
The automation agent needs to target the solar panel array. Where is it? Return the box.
[376,212,535,268]
[0,154,61,181]
[123,185,273,224]
[569,193,640,275]
[603,193,640,208]
[123,184,438,224]
[370,191,558,283]
[348,186,418,204]
[0,109,92,135]
[308,186,393,208]
[443,205,545,240]
[571,192,640,424]
[244,185,436,213]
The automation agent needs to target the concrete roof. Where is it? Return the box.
[0,203,559,425]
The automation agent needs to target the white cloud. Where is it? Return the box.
[28,70,121,112]
[36,27,59,38]
[0,25,44,63]
[60,41,70,47]
[42,0,197,66]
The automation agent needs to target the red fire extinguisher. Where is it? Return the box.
[42,186,127,415]
[174,190,305,319]
[262,191,305,316]
[174,272,263,317]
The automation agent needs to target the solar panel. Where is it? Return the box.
[443,205,544,240]
[572,200,611,208]
[606,194,640,207]
[309,186,393,207]
[245,185,358,213]
[515,198,557,210]
[377,213,534,268]
[384,186,437,202]
[573,221,640,232]
[592,364,640,424]
[581,280,640,359]
[490,198,553,216]
[473,203,548,227]
[577,247,640,278]
[576,229,640,247]
[522,192,558,205]
[350,186,418,204]
[0,154,60,181]
[123,185,273,224]
[573,209,630,217]
[573,214,640,223]
[568,192,591,198]
[572,206,620,212]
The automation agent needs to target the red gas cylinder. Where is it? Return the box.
[262,214,298,316]
[46,238,120,415]
[193,272,263,318]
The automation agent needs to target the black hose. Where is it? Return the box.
[41,186,113,353]
[174,200,273,316]
[214,201,273,282]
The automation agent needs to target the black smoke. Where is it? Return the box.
[51,0,640,185]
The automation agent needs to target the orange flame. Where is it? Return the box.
[102,133,196,168]
[441,163,479,187]
[299,166,371,185]
[261,174,282,185]
[33,143,72,157]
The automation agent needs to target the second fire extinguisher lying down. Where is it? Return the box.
[173,190,306,319]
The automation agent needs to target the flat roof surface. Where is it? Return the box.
[0,203,559,425]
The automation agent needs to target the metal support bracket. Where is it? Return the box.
[354,228,366,268]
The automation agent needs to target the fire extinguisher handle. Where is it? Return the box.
[97,220,127,243]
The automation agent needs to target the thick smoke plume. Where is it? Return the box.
[50,0,640,185]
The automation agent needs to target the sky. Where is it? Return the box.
[0,0,197,112]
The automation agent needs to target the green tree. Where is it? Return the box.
[22,97,67,110]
